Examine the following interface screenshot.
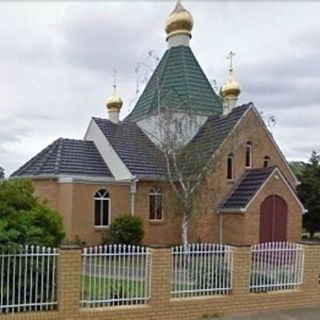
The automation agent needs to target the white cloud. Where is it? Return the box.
[0,0,320,175]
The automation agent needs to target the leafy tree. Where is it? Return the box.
[290,161,306,179]
[0,179,65,249]
[103,214,144,245]
[0,166,4,180]
[296,151,320,238]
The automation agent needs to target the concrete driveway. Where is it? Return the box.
[224,305,320,319]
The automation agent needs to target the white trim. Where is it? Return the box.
[11,174,118,183]
[84,118,133,181]
[94,189,111,227]
[251,107,300,186]
[218,208,246,214]
[59,178,132,185]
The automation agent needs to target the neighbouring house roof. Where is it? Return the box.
[11,138,113,178]
[218,166,276,211]
[93,118,167,179]
[186,103,252,165]
[125,46,223,122]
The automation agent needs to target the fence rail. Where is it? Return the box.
[0,246,58,314]
[171,243,233,298]
[80,245,151,308]
[250,242,304,292]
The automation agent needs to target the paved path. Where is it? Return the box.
[224,305,320,319]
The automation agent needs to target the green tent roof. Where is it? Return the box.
[125,45,223,122]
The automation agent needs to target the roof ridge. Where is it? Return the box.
[34,138,63,175]
[54,138,64,174]
[185,46,221,106]
[11,138,62,177]
[181,46,191,97]
[148,48,171,115]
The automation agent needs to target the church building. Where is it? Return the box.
[12,1,305,245]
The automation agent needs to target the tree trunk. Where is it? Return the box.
[182,211,188,247]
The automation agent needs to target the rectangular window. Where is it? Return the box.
[227,156,233,180]
[149,194,163,220]
[95,199,109,227]
[95,199,101,226]
[245,144,252,168]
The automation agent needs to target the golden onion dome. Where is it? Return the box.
[165,0,194,39]
[221,72,241,98]
[106,87,123,110]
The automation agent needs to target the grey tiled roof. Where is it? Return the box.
[187,103,252,165]
[93,118,167,179]
[11,138,113,178]
[219,166,276,210]
[12,105,253,180]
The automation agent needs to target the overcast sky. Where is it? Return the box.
[0,0,319,176]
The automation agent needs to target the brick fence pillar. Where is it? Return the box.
[301,242,320,303]
[231,245,251,296]
[149,247,171,307]
[57,245,82,317]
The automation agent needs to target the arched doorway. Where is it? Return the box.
[260,195,287,243]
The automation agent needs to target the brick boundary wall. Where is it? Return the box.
[1,243,320,320]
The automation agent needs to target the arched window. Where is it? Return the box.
[263,156,270,168]
[227,153,234,180]
[149,186,163,220]
[245,142,253,168]
[94,189,110,227]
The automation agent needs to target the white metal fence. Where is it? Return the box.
[80,245,151,308]
[250,242,304,292]
[171,244,233,298]
[0,246,58,314]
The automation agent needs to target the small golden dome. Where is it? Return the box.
[106,87,123,110]
[165,0,194,39]
[221,74,241,98]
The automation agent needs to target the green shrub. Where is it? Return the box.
[0,179,64,250]
[103,214,144,245]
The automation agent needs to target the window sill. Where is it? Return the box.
[149,220,165,225]
[227,180,234,185]
[94,226,109,231]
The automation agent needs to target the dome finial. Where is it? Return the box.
[221,51,241,115]
[165,0,194,48]
[106,69,123,123]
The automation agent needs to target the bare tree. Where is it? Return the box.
[134,53,271,246]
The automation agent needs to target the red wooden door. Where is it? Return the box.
[260,195,287,243]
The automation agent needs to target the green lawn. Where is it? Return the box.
[81,275,146,300]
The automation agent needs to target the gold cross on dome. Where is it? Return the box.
[227,51,236,72]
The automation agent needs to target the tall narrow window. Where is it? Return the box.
[149,186,163,220]
[263,156,270,168]
[94,189,110,227]
[227,153,234,180]
[245,142,253,168]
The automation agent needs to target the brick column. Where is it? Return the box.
[149,247,171,306]
[57,245,82,317]
[301,243,320,300]
[231,245,251,296]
